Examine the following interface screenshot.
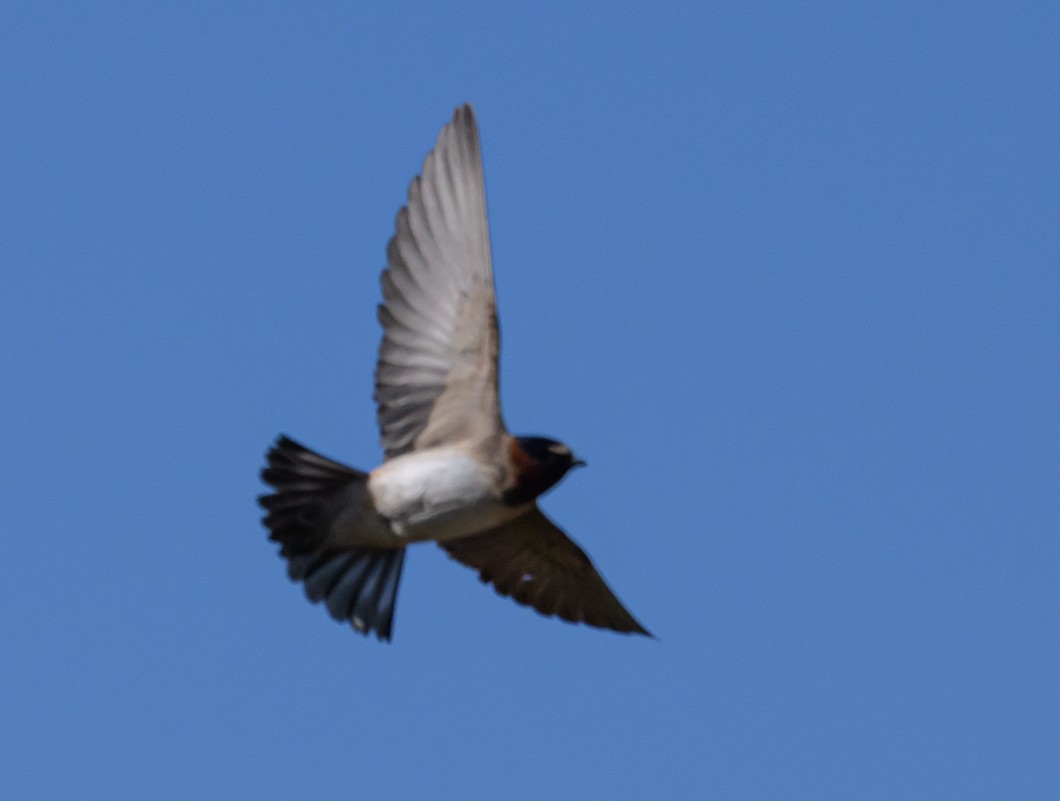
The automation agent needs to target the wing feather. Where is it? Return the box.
[375,104,504,459]
[440,508,651,636]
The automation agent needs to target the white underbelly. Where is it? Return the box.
[368,447,518,542]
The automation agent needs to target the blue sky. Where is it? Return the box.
[3,2,1058,799]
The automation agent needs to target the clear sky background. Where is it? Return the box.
[3,3,1058,799]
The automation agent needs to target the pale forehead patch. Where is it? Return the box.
[547,442,571,456]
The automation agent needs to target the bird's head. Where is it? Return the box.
[505,435,585,504]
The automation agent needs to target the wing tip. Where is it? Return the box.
[578,606,655,638]
[453,102,476,125]
[442,102,481,163]
[625,618,655,639]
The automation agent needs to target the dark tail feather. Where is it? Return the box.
[286,548,406,641]
[259,435,364,556]
[259,435,406,642]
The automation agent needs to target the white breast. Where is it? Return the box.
[368,447,517,542]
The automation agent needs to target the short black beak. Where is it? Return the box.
[572,458,587,468]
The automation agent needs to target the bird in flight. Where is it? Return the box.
[259,104,649,641]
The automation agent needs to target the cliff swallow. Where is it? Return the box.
[259,104,649,641]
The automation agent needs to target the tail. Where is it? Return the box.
[259,435,406,641]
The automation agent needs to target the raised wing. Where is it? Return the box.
[375,104,504,459]
[440,507,651,636]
